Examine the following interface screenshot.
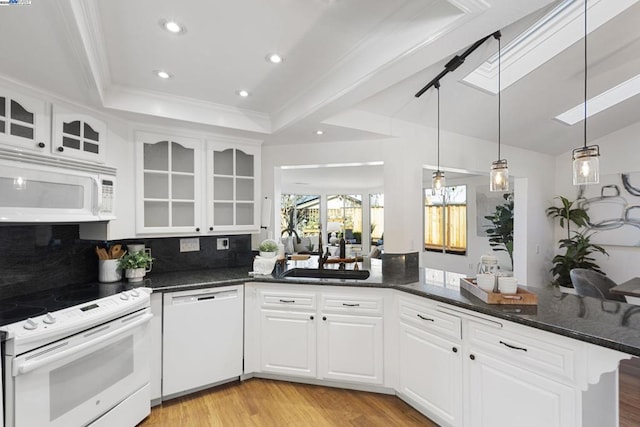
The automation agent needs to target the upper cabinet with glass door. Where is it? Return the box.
[206,141,261,233]
[52,106,107,163]
[136,132,202,235]
[0,86,48,152]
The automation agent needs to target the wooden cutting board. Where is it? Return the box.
[460,278,538,305]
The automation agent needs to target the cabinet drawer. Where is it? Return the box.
[321,294,384,315]
[260,290,316,310]
[399,298,461,341]
[468,321,577,383]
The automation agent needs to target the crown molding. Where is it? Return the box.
[104,85,272,134]
[446,0,490,14]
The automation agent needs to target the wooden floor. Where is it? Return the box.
[620,357,640,427]
[142,359,640,427]
[140,379,435,427]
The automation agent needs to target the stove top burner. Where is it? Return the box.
[0,282,134,327]
[0,303,47,325]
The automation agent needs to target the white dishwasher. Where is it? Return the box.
[162,284,243,399]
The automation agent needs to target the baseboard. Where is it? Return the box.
[248,372,395,395]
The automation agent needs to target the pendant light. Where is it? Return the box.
[572,0,599,185]
[490,32,509,192]
[432,81,446,195]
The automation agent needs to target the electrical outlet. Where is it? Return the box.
[217,238,229,250]
[180,238,200,252]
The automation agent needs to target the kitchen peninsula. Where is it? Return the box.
[135,264,640,427]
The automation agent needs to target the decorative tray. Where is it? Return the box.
[460,278,538,305]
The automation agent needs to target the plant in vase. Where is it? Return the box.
[546,195,608,287]
[117,250,153,282]
[484,192,514,270]
[259,240,278,258]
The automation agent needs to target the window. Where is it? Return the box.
[280,194,320,241]
[424,185,467,254]
[370,193,384,246]
[327,194,362,243]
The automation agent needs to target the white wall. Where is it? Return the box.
[261,116,557,286]
[554,121,640,284]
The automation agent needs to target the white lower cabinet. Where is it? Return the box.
[319,313,383,384]
[399,322,462,426]
[246,282,386,387]
[466,348,575,427]
[260,309,317,378]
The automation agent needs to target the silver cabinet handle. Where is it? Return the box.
[342,303,360,307]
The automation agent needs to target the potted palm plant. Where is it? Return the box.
[484,192,514,269]
[118,250,153,282]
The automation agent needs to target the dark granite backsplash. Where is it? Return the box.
[0,224,252,299]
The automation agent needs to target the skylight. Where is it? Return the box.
[462,0,638,94]
[555,73,640,124]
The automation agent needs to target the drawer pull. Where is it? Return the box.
[342,303,360,307]
[499,340,528,352]
[279,299,295,303]
[417,314,435,322]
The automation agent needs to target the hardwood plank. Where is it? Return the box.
[620,357,640,427]
[140,379,436,426]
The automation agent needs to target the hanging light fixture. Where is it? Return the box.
[572,0,599,185]
[490,32,509,192]
[432,81,446,195]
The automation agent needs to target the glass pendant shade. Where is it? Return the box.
[572,145,599,185]
[490,159,509,192]
[432,170,445,195]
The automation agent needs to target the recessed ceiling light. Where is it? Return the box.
[159,19,186,34]
[154,70,172,79]
[266,53,284,64]
[314,130,324,135]
[556,73,640,125]
[237,90,250,97]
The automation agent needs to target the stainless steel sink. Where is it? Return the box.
[279,268,370,280]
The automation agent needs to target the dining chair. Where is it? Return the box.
[569,269,627,302]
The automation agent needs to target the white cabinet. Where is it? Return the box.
[398,296,462,426]
[318,294,384,385]
[260,309,317,378]
[162,285,243,398]
[135,132,202,234]
[0,86,48,152]
[245,283,386,387]
[466,348,575,427]
[206,141,260,232]
[135,133,261,236]
[52,106,107,163]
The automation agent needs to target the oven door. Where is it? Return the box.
[9,309,152,427]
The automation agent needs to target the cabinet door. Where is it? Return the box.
[136,132,202,234]
[206,141,260,233]
[399,322,462,427]
[467,349,576,427]
[0,87,48,152]
[52,106,106,163]
[318,313,383,384]
[260,309,317,378]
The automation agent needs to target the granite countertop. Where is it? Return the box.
[143,265,640,357]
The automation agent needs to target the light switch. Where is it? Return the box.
[217,238,229,250]
[180,238,200,252]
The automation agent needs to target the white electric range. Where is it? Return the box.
[1,283,153,427]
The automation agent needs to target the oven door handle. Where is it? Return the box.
[14,313,153,376]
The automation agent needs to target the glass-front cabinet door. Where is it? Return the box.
[206,141,260,232]
[136,132,202,234]
[0,86,48,152]
[52,106,107,163]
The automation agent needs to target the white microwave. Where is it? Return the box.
[0,147,116,223]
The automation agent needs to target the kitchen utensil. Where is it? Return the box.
[109,244,124,259]
[95,246,109,260]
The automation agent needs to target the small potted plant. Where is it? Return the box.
[118,250,153,282]
[259,240,278,258]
